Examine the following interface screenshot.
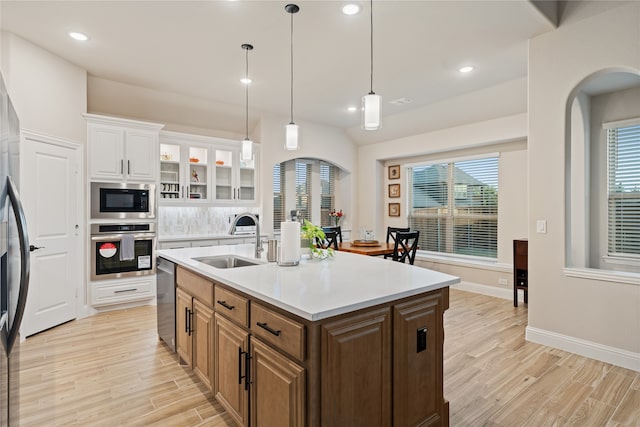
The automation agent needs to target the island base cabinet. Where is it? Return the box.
[176,288,193,368]
[214,313,249,427]
[250,337,305,427]
[393,292,447,427]
[321,307,392,427]
[192,299,214,390]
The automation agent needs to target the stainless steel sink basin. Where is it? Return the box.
[192,255,260,269]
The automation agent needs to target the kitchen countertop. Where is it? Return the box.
[158,244,459,321]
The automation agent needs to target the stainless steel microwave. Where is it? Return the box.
[91,182,156,220]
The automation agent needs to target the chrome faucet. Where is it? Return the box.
[230,212,263,258]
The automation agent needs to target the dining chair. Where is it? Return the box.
[392,231,419,265]
[317,231,339,250]
[384,226,410,259]
[322,226,342,243]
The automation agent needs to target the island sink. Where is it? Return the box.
[192,255,259,269]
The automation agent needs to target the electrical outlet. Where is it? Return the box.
[536,219,547,233]
[498,278,508,286]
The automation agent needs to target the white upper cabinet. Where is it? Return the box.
[159,131,258,207]
[85,114,164,182]
[214,145,258,205]
[159,132,212,205]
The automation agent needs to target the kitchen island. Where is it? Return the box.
[158,244,459,427]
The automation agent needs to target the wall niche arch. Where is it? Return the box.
[565,69,640,272]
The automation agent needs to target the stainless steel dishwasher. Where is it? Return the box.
[156,257,176,352]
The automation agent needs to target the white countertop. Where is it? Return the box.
[158,244,460,321]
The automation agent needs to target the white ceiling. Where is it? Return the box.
[1,1,556,144]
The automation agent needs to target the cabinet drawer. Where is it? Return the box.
[251,303,305,361]
[177,267,214,307]
[214,285,249,328]
[91,279,154,306]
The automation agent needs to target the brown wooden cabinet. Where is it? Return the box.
[393,292,448,427]
[176,267,215,390]
[250,337,305,427]
[321,307,392,427]
[513,239,528,307]
[214,313,249,427]
[174,265,450,427]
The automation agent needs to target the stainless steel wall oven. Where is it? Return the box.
[90,223,156,281]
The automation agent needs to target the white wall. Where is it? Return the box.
[528,1,640,369]
[0,32,86,143]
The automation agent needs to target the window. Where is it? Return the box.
[273,159,340,230]
[295,160,312,223]
[320,162,336,227]
[607,122,640,258]
[408,156,498,259]
[273,163,285,231]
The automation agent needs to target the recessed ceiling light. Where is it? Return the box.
[347,106,357,112]
[240,77,252,84]
[459,65,474,73]
[68,31,89,41]
[342,4,360,15]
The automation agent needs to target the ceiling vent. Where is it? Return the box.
[389,97,413,106]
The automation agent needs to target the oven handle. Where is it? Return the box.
[91,233,156,242]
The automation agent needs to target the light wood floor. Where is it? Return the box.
[17,289,640,426]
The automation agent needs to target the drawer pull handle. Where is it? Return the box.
[238,347,246,385]
[256,322,281,336]
[217,300,235,311]
[114,288,137,293]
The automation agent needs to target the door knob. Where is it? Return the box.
[29,245,44,252]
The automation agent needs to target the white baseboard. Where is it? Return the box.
[452,281,524,303]
[526,326,640,372]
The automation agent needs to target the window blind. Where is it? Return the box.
[273,163,286,231]
[607,123,640,257]
[320,162,336,227]
[408,156,498,259]
[295,160,312,223]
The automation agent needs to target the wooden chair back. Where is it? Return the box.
[392,231,419,265]
[385,226,410,259]
[322,226,342,243]
[316,231,339,250]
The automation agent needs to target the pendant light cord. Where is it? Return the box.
[290,10,295,124]
[369,0,374,95]
[245,47,249,139]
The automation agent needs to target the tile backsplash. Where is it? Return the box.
[158,207,261,236]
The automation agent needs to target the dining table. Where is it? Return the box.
[337,241,395,257]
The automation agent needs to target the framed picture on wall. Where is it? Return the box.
[388,184,400,198]
[389,203,400,217]
[388,165,400,180]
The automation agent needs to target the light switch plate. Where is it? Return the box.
[536,219,547,234]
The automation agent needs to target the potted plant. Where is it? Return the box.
[301,220,334,258]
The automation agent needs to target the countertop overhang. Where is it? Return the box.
[158,244,460,321]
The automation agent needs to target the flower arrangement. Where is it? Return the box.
[329,209,344,226]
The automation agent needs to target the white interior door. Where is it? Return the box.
[20,132,80,337]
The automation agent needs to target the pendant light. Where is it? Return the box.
[241,43,254,161]
[362,0,381,130]
[285,4,300,150]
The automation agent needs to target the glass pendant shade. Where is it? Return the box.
[285,123,299,150]
[361,93,382,130]
[241,138,253,161]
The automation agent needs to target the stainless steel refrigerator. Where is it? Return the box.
[0,72,31,426]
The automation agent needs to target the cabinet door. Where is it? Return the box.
[176,288,193,367]
[393,292,446,427]
[250,337,305,427]
[214,313,249,427]
[89,124,125,181]
[238,155,257,203]
[193,299,214,390]
[214,148,235,202]
[125,129,158,182]
[321,307,391,427]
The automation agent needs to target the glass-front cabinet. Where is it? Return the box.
[159,132,211,205]
[159,131,258,206]
[214,145,257,204]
